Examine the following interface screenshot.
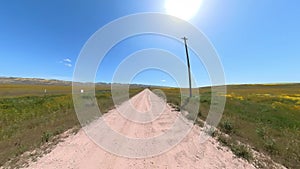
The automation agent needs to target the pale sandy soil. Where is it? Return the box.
[22,89,255,169]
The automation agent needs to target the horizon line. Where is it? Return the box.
[1,76,299,88]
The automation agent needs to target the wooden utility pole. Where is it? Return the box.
[182,37,192,98]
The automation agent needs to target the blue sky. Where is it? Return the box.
[0,0,299,87]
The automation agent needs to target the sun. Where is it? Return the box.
[165,0,202,21]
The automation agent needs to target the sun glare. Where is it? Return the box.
[165,0,202,21]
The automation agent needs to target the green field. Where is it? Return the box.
[156,84,300,168]
[0,83,299,168]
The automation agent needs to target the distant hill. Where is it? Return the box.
[0,77,160,88]
[0,77,72,86]
[1,77,298,88]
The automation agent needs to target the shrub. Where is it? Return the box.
[217,134,253,161]
[221,120,234,134]
[41,131,53,143]
[264,138,277,154]
[217,134,230,146]
[231,144,253,161]
[256,127,266,138]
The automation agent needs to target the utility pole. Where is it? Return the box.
[182,37,192,98]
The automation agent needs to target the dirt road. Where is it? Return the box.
[23,89,255,169]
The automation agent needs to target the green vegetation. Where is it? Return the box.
[1,83,299,168]
[220,120,234,134]
[217,134,253,161]
[0,94,77,165]
[155,84,300,168]
[0,84,144,166]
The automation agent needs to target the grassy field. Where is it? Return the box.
[155,84,300,168]
[0,84,144,166]
[1,83,299,168]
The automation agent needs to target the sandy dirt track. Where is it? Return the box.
[23,89,255,169]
